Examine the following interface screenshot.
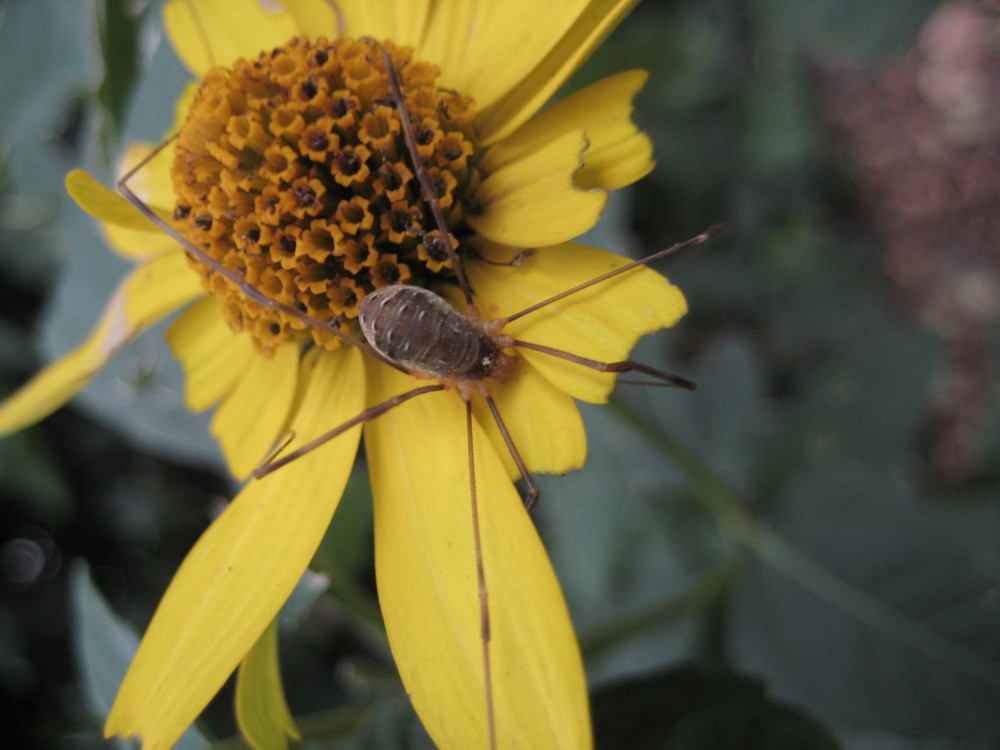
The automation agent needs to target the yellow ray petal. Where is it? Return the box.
[339,0,431,47]
[235,618,300,750]
[163,0,335,78]
[166,297,256,412]
[105,346,365,750]
[110,76,200,255]
[211,342,301,480]
[102,222,181,262]
[482,70,653,192]
[472,358,586,479]
[365,364,592,750]
[115,141,177,216]
[99,139,186,259]
[468,129,607,248]
[418,0,632,143]
[0,252,202,436]
[474,0,640,144]
[65,169,170,234]
[468,241,687,403]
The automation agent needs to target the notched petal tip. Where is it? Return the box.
[470,129,607,248]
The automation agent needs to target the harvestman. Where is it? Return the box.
[115,39,732,750]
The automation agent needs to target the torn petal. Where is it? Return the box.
[468,129,607,248]
[482,69,654,191]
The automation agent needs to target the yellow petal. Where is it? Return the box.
[102,220,181,262]
[166,297,256,412]
[482,70,653,192]
[211,342,300,480]
[415,0,635,143]
[471,358,586,478]
[170,81,200,133]
[98,120,198,258]
[473,0,640,144]
[236,618,300,750]
[0,252,202,436]
[163,0,334,77]
[365,364,592,750]
[468,129,607,248]
[339,0,431,46]
[106,346,365,750]
[467,241,687,403]
[64,169,169,234]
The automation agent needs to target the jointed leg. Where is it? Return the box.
[465,401,497,750]
[512,340,697,390]
[485,395,540,510]
[253,384,445,478]
[375,45,476,308]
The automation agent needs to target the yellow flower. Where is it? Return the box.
[0,1,688,748]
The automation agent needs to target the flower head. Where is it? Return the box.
[0,1,688,748]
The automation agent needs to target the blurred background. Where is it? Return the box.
[1,0,999,748]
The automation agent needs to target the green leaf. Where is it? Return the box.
[784,321,942,469]
[592,665,842,750]
[746,0,942,62]
[351,696,435,750]
[280,569,330,628]
[0,414,72,520]
[70,560,211,749]
[731,469,1000,742]
[96,0,143,154]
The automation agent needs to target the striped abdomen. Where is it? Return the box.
[358,285,500,379]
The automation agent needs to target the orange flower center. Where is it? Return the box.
[171,37,482,353]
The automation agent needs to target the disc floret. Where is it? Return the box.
[172,36,482,353]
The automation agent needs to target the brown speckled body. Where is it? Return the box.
[358,285,504,380]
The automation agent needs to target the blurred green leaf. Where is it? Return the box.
[0,409,72,519]
[747,0,942,62]
[313,462,374,580]
[70,559,212,749]
[348,696,434,750]
[592,665,842,750]
[784,320,942,469]
[0,0,91,286]
[731,469,1000,742]
[281,569,331,628]
[96,0,145,156]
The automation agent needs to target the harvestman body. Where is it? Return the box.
[115,35,732,750]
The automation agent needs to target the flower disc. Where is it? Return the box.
[172,36,482,353]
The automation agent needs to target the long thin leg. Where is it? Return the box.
[376,45,475,308]
[500,222,739,326]
[115,140,411,373]
[485,395,540,510]
[512,339,697,390]
[323,0,346,36]
[253,384,445,478]
[466,401,497,750]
